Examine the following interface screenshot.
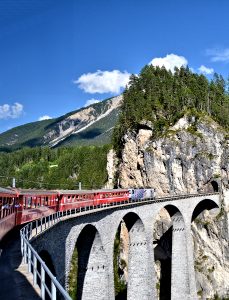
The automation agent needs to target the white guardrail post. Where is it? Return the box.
[41,265,45,299]
[33,255,37,286]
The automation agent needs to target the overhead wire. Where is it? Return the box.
[0,174,103,190]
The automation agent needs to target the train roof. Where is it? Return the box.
[55,189,129,195]
[0,187,18,196]
[1,188,129,197]
[12,188,58,196]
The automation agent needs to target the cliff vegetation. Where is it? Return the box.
[113,65,229,155]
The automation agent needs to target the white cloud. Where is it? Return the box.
[198,65,214,75]
[149,53,188,73]
[75,70,131,94]
[38,115,52,121]
[207,48,229,62]
[0,102,23,119]
[84,98,100,107]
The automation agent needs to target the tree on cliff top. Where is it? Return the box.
[113,65,229,154]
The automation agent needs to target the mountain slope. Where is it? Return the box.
[0,95,122,151]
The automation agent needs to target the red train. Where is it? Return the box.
[0,187,130,242]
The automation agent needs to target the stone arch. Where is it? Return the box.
[191,198,219,222]
[113,212,149,300]
[71,224,109,300]
[153,204,189,300]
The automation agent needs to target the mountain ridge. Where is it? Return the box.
[0,95,122,151]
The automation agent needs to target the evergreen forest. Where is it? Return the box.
[0,145,110,189]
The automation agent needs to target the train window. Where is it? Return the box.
[27,197,32,208]
[0,198,3,219]
[0,199,2,219]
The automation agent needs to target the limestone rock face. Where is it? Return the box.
[119,116,228,198]
[117,115,229,298]
[192,209,229,299]
[119,222,129,282]
[105,149,118,189]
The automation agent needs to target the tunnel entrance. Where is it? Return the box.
[211,180,219,192]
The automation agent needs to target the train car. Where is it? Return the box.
[57,190,95,211]
[14,189,59,225]
[129,188,155,201]
[0,187,19,242]
[57,189,129,211]
[93,189,129,206]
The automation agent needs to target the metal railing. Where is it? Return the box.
[20,192,219,299]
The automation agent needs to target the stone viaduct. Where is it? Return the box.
[30,193,220,300]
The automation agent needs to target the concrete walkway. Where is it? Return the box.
[0,228,41,300]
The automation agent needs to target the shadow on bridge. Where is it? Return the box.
[0,226,41,300]
[36,250,57,299]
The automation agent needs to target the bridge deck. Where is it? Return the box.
[0,228,40,300]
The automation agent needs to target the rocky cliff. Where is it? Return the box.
[118,114,228,196]
[111,114,229,299]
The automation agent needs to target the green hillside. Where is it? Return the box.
[0,118,56,151]
[0,97,121,151]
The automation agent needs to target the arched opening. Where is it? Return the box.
[153,205,188,300]
[68,224,108,300]
[211,180,219,192]
[191,199,221,298]
[113,212,149,300]
[153,207,172,300]
[191,199,219,222]
[37,250,56,299]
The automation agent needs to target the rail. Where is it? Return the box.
[20,192,219,300]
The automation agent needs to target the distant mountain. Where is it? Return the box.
[0,95,122,151]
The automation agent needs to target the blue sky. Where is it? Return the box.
[0,0,229,133]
